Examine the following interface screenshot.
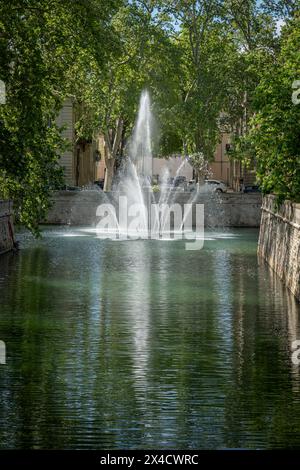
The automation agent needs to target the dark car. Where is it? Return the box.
[167,177,174,185]
[173,176,187,187]
[243,185,261,193]
[94,179,104,190]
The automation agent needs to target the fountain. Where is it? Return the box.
[95,90,205,245]
[112,90,153,237]
[129,90,153,181]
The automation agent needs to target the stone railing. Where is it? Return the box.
[258,196,300,300]
[45,190,262,228]
[0,200,16,255]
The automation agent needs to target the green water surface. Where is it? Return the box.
[0,227,300,449]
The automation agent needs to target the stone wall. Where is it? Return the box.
[258,196,300,300]
[45,190,262,227]
[0,200,16,255]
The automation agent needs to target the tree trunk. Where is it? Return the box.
[197,170,205,185]
[103,117,124,192]
[103,157,114,192]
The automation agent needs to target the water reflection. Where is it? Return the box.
[0,228,300,449]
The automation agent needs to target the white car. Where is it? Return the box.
[203,179,228,193]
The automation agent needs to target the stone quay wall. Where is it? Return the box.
[258,196,300,300]
[0,200,16,255]
[45,190,262,228]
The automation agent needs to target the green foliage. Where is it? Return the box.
[151,184,160,193]
[162,1,234,160]
[75,1,181,148]
[0,0,119,234]
[217,1,300,202]
[237,13,300,202]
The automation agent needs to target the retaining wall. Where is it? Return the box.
[45,190,262,228]
[0,201,16,255]
[258,196,300,300]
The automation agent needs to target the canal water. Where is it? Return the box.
[0,227,300,449]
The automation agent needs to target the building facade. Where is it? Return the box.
[56,98,104,187]
[57,101,256,190]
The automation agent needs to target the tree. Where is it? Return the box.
[187,152,211,182]
[223,2,300,202]
[220,0,281,141]
[245,12,300,202]
[157,0,241,175]
[75,0,181,191]
[0,0,119,233]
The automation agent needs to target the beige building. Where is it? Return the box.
[56,98,104,187]
[209,133,231,184]
[209,133,256,190]
[152,157,193,182]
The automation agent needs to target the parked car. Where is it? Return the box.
[188,179,197,192]
[159,177,174,190]
[243,185,261,193]
[161,176,186,191]
[94,178,104,190]
[203,179,228,193]
[173,176,187,188]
